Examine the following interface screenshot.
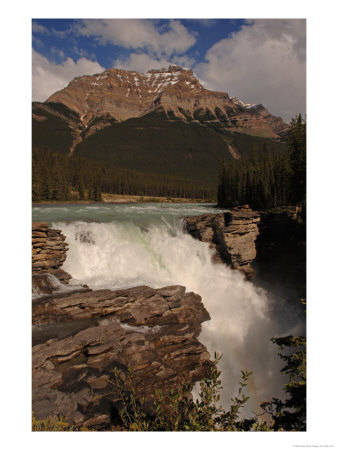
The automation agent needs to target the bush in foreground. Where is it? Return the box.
[33,331,306,431]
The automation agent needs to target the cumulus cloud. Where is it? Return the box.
[114,53,171,73]
[195,19,306,122]
[32,49,105,101]
[76,19,196,58]
[114,52,196,74]
[32,22,49,34]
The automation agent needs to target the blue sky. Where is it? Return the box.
[33,19,246,68]
[32,18,306,121]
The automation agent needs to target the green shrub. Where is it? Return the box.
[112,355,254,431]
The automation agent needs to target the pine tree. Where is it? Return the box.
[288,114,306,205]
[93,178,102,202]
[260,334,306,430]
[78,178,85,200]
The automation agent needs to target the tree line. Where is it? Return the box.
[218,115,306,209]
[32,148,217,202]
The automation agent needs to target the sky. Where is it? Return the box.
[32,18,306,122]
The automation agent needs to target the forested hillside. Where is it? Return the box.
[218,115,306,209]
[32,148,216,202]
[32,106,287,202]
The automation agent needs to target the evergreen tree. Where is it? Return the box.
[32,147,217,202]
[260,334,306,430]
[288,114,306,205]
[78,178,85,200]
[217,115,306,209]
[93,178,102,202]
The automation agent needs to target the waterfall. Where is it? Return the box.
[53,218,303,413]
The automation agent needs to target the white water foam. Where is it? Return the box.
[55,220,296,414]
[32,273,83,299]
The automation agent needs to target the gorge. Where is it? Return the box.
[32,203,305,429]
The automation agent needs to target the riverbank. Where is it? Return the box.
[33,193,215,205]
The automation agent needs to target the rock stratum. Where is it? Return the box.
[32,222,78,296]
[183,205,260,278]
[32,222,68,273]
[32,223,211,430]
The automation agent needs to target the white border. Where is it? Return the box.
[1,1,337,448]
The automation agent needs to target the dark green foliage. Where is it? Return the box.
[218,115,306,209]
[178,107,193,121]
[75,109,231,184]
[288,115,306,205]
[78,178,85,200]
[112,355,254,431]
[214,106,228,123]
[32,148,216,201]
[32,103,289,201]
[74,109,287,184]
[218,146,290,209]
[44,102,81,122]
[260,333,306,431]
[32,106,75,155]
[112,334,306,432]
[93,177,102,202]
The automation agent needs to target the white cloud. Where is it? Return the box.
[114,53,171,73]
[50,47,65,60]
[32,22,49,34]
[195,19,306,122]
[76,19,196,58]
[32,49,105,102]
[114,52,196,74]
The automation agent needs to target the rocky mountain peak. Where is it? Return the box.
[42,65,289,148]
[47,65,207,125]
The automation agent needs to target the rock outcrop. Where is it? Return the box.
[32,223,211,429]
[32,222,68,273]
[183,205,260,278]
[32,285,211,429]
[32,222,81,297]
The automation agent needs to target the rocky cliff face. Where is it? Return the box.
[183,205,260,278]
[44,65,287,143]
[32,223,211,429]
[32,285,211,429]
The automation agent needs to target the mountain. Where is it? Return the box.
[32,65,289,199]
[44,65,287,141]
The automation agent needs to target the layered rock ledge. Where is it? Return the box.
[32,223,211,430]
[183,205,260,278]
[32,285,211,429]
